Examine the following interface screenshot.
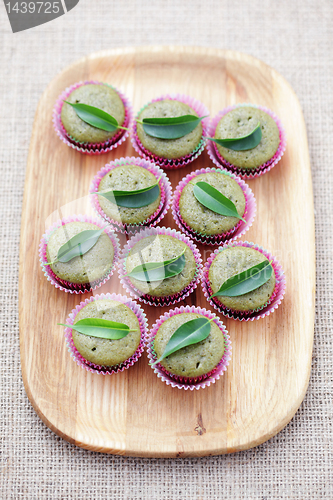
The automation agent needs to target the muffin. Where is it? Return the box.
[207,104,286,179]
[90,156,172,233]
[40,215,119,293]
[118,227,202,306]
[132,94,209,169]
[63,293,147,375]
[53,81,133,155]
[147,306,231,390]
[202,241,286,320]
[173,167,256,245]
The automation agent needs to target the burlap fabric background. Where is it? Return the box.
[1,0,332,498]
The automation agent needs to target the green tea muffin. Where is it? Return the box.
[72,299,141,367]
[46,221,115,286]
[120,228,202,306]
[178,171,246,237]
[125,234,196,297]
[208,246,276,312]
[61,83,125,144]
[97,164,161,225]
[153,312,225,379]
[214,106,280,170]
[136,99,203,159]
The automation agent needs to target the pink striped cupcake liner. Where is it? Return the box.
[118,226,203,307]
[147,305,231,390]
[53,81,133,155]
[131,93,209,170]
[90,156,172,234]
[206,104,287,179]
[39,214,120,294]
[63,293,148,375]
[201,240,286,321]
[172,167,256,246]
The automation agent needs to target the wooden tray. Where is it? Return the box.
[19,46,315,457]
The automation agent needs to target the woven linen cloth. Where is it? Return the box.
[0,0,332,498]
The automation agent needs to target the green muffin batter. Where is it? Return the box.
[125,234,196,297]
[179,172,246,236]
[46,222,114,284]
[136,100,202,159]
[72,299,141,366]
[215,106,280,169]
[208,246,276,311]
[154,313,225,378]
[98,165,161,225]
[61,84,125,144]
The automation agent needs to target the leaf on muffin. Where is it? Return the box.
[64,101,127,131]
[209,122,262,151]
[58,318,137,339]
[125,248,186,282]
[192,181,246,222]
[210,259,273,298]
[152,317,213,365]
[98,177,161,208]
[137,115,206,140]
[45,227,106,265]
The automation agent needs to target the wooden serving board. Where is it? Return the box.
[19,46,315,457]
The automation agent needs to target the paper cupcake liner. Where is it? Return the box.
[90,156,172,234]
[201,241,286,321]
[39,214,120,294]
[147,305,231,390]
[131,93,209,170]
[206,104,287,179]
[118,226,203,307]
[53,81,133,155]
[172,167,256,246]
[63,293,148,375]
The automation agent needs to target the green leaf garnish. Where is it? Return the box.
[98,177,161,208]
[45,227,106,266]
[192,181,246,222]
[64,101,127,132]
[138,115,206,140]
[152,317,213,365]
[125,248,186,282]
[210,259,273,298]
[58,318,137,339]
[209,122,262,151]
